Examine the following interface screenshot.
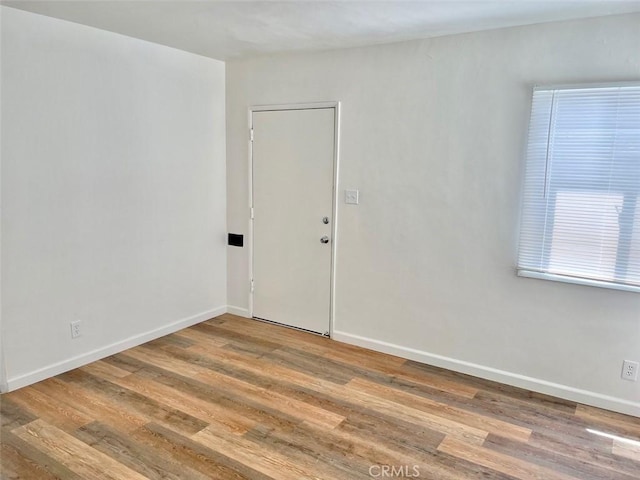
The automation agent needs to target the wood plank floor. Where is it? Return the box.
[2,313,639,479]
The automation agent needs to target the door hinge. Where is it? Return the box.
[250,279,255,293]
[250,207,254,219]
[250,128,254,142]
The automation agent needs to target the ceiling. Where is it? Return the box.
[3,1,640,61]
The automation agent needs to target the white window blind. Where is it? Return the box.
[517,83,640,292]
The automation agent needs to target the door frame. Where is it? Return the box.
[248,102,341,337]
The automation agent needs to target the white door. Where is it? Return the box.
[252,107,336,335]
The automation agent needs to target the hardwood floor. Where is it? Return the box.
[1,313,639,479]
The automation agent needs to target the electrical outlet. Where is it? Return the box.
[70,320,82,339]
[621,360,639,381]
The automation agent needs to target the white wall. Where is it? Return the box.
[226,14,640,416]
[0,7,227,390]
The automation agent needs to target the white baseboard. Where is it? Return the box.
[226,305,251,318]
[0,347,7,393]
[333,330,640,418]
[4,306,226,393]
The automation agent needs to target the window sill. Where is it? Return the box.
[517,270,640,294]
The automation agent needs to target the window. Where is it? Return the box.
[517,83,640,292]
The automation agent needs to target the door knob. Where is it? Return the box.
[320,236,330,244]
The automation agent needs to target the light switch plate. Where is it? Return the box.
[345,189,359,205]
